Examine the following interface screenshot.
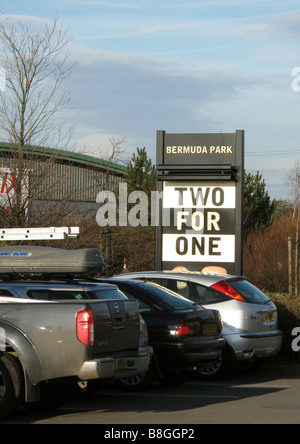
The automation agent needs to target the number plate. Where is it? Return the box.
[203,324,217,334]
[114,359,125,371]
[262,312,275,323]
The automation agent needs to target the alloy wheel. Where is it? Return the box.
[200,357,222,376]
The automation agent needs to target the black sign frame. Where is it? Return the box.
[155,130,244,275]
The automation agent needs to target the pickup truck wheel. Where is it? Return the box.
[0,353,24,419]
[116,365,154,391]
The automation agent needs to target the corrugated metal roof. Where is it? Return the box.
[0,142,127,176]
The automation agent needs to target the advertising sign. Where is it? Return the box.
[156,130,244,275]
[0,168,29,212]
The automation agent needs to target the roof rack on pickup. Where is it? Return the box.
[0,246,104,274]
[0,227,104,275]
[0,226,80,240]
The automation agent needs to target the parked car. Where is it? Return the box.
[96,278,224,390]
[0,246,152,417]
[112,271,282,379]
[0,278,152,372]
[0,280,153,418]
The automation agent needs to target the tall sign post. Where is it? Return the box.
[155,130,244,275]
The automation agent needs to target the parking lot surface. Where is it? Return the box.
[2,366,300,425]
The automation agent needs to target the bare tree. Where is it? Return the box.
[0,14,75,227]
[81,136,127,191]
[285,158,300,219]
[82,137,127,265]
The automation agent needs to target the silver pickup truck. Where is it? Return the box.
[0,246,152,419]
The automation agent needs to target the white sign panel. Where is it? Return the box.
[162,234,235,262]
[163,181,236,209]
[162,181,236,265]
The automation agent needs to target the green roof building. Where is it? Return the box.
[0,143,126,221]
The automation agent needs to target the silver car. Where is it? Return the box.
[113,271,282,379]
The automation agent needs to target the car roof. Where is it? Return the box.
[113,270,245,285]
[99,278,157,286]
[0,279,119,291]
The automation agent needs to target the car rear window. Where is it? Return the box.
[27,290,86,300]
[193,283,229,305]
[229,280,270,305]
[27,288,127,301]
[121,291,152,312]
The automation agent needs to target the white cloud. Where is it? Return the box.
[2,3,299,200]
[267,12,300,37]
[0,14,57,28]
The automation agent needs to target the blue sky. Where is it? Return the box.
[1,0,300,201]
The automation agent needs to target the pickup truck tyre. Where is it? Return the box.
[24,381,75,411]
[0,353,24,419]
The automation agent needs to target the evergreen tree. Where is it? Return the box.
[126,147,156,195]
[243,171,277,235]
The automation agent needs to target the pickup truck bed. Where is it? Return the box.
[0,297,152,419]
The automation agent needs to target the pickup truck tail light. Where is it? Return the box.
[210,280,245,303]
[176,321,200,337]
[77,309,94,347]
